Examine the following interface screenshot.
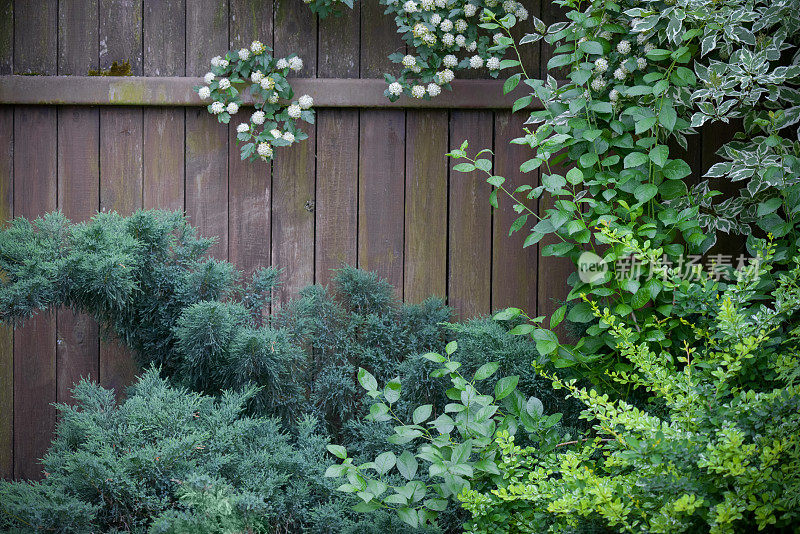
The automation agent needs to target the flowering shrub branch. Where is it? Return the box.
[194,40,315,162]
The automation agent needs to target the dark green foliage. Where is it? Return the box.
[0,210,554,533]
[0,210,305,420]
[0,370,331,533]
[278,266,451,435]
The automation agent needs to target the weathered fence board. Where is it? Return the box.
[0,0,589,481]
[404,110,448,303]
[0,106,13,480]
[13,106,58,481]
[448,111,493,319]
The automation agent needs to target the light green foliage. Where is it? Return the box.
[449,0,800,386]
[0,370,331,533]
[460,241,800,533]
[326,341,572,530]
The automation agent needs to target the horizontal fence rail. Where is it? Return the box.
[0,76,542,109]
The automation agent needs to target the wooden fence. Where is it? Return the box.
[0,0,728,481]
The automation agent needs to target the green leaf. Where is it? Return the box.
[327,444,347,459]
[624,152,648,169]
[397,451,418,480]
[565,167,583,185]
[634,184,658,203]
[659,106,677,131]
[445,340,458,355]
[566,302,594,323]
[578,40,604,55]
[757,197,782,216]
[384,379,401,404]
[520,158,542,173]
[512,95,533,113]
[504,73,521,94]
[494,308,522,321]
[631,287,651,309]
[374,451,396,475]
[453,163,476,172]
[421,352,446,363]
[357,368,378,392]
[662,159,692,180]
[550,304,567,328]
[397,508,419,528]
[533,328,559,355]
[474,158,492,173]
[412,404,433,424]
[649,145,669,167]
[495,376,519,400]
[474,362,500,381]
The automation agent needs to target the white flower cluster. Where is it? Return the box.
[382,0,525,100]
[193,46,314,163]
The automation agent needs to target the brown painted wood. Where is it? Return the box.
[58,0,99,75]
[144,0,186,77]
[99,107,142,397]
[56,0,101,408]
[186,0,228,259]
[57,107,101,405]
[319,1,360,78]
[13,106,57,480]
[142,0,186,212]
[0,76,538,109]
[360,0,403,78]
[0,0,10,75]
[0,0,12,481]
[272,0,316,304]
[11,0,58,481]
[315,110,358,286]
[14,1,57,75]
[143,108,185,211]
[315,0,359,287]
[358,110,405,293]
[0,106,13,479]
[99,0,143,75]
[492,111,538,314]
[185,109,228,258]
[404,110,448,303]
[228,0,274,278]
[448,111,493,318]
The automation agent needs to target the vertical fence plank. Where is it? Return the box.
[186,0,229,259]
[358,4,405,294]
[316,0,359,286]
[99,108,142,397]
[358,111,405,292]
[448,111,493,318]
[13,107,57,480]
[57,107,100,404]
[228,0,273,277]
[12,0,58,481]
[492,112,538,314]
[404,110,448,302]
[98,0,144,398]
[315,110,358,285]
[272,1,317,304]
[0,0,12,480]
[0,0,11,75]
[0,107,13,479]
[59,0,99,75]
[99,0,143,74]
[57,0,100,408]
[143,0,186,211]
